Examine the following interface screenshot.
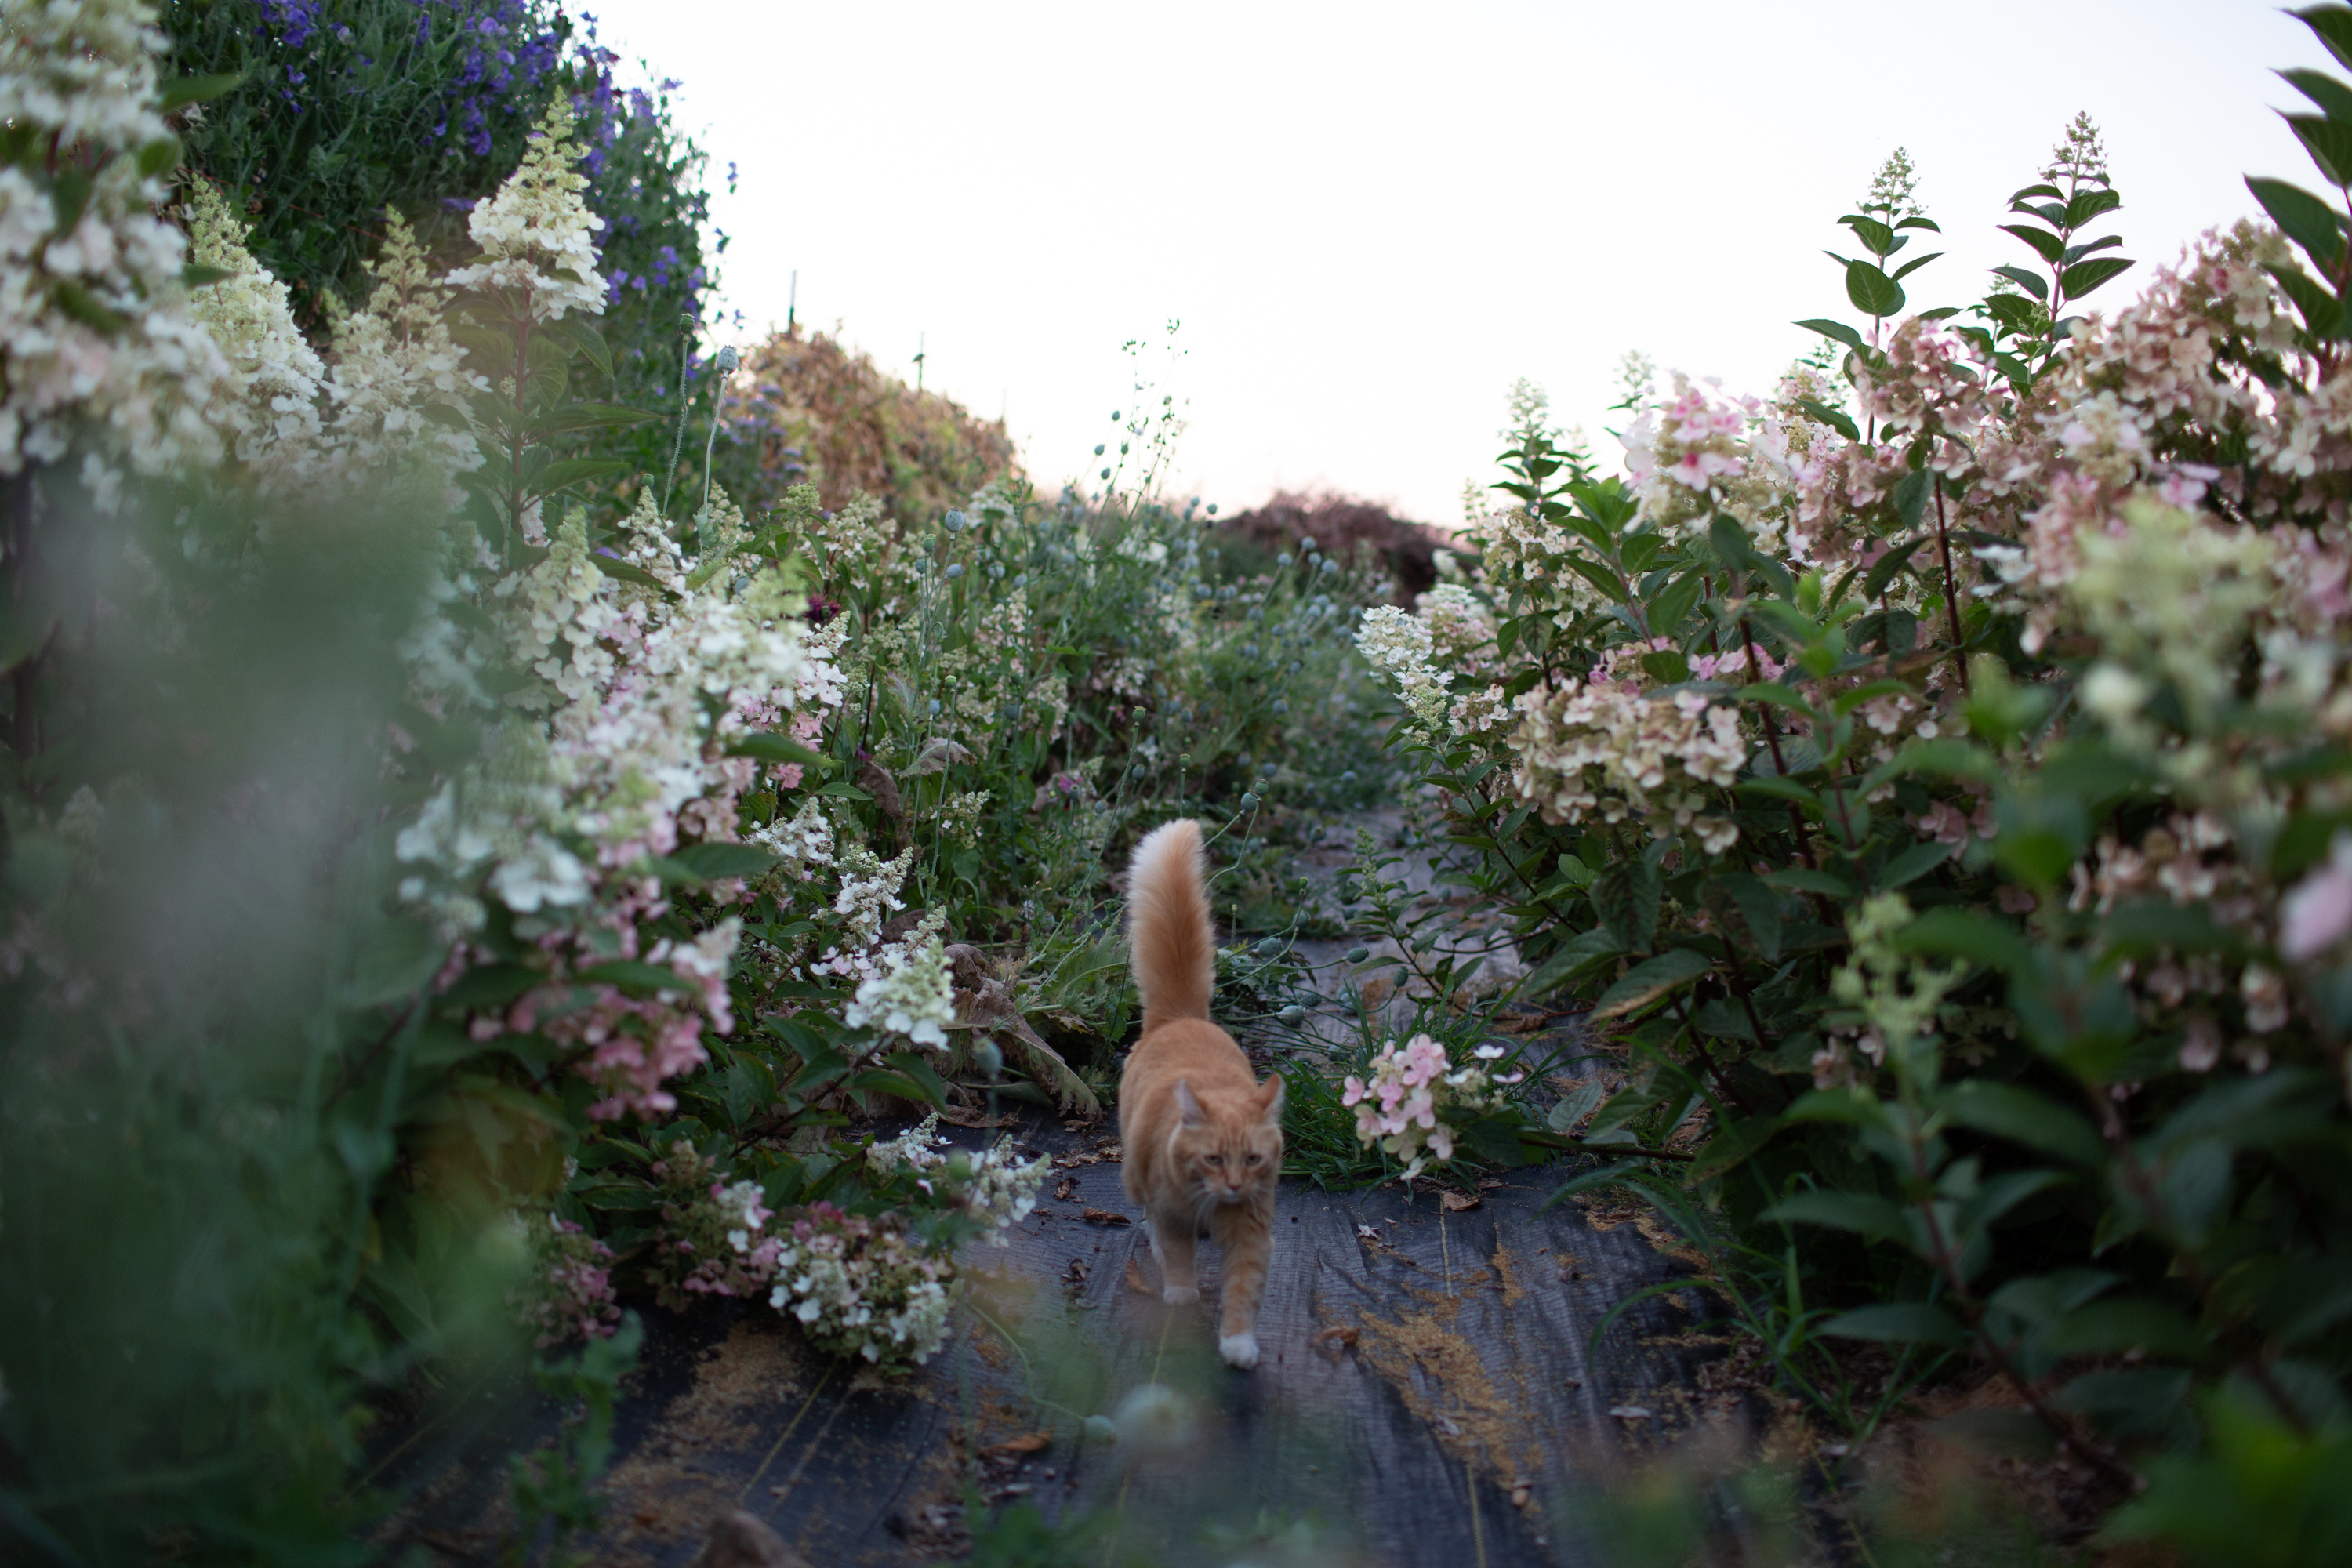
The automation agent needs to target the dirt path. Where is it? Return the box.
[372,811,1739,1566]
[373,1114,1733,1567]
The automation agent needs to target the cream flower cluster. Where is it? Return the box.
[0,0,229,496]
[1354,604,1451,733]
[442,96,607,321]
[180,180,323,485]
[1509,647,1747,852]
[768,1203,955,1367]
[957,1142,1049,1244]
[1624,374,1790,546]
[1340,1033,1518,1181]
[843,930,954,1050]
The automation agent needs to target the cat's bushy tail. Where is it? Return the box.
[1127,818,1215,1033]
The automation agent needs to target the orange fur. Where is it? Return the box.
[1119,819,1283,1369]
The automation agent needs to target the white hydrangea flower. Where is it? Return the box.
[443,96,607,321]
[960,1143,1049,1245]
[0,0,230,490]
[181,179,324,485]
[843,932,953,1049]
[866,1112,949,1174]
[1355,604,1452,731]
[322,211,483,499]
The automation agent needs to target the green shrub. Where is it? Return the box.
[1334,16,2352,1559]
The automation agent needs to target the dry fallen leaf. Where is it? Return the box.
[1356,1224,1380,1240]
[1080,1207,1131,1225]
[1051,1176,1078,1203]
[1439,1189,1481,1212]
[1312,1325,1359,1348]
[1608,1405,1653,1420]
[1123,1258,1153,1296]
[985,1432,1051,1455]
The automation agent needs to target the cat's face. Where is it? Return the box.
[1171,1078,1284,1204]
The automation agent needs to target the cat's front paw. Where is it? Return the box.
[1162,1285,1199,1306]
[1218,1332,1259,1369]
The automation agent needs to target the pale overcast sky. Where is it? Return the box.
[586,0,2326,528]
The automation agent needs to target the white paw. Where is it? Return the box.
[1163,1285,1199,1306]
[1218,1332,1260,1370]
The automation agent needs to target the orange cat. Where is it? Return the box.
[1119,818,1283,1369]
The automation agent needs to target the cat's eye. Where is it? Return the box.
[1204,1154,1224,1165]
[1246,1153,1265,1165]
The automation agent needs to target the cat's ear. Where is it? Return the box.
[1254,1075,1284,1123]
[1174,1079,1206,1127]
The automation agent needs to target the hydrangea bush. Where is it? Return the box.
[1328,19,2352,1537]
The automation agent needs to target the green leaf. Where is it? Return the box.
[575,960,688,996]
[2061,234,2124,267]
[1796,318,1867,354]
[2044,1299,2206,1361]
[49,278,125,335]
[347,916,446,1006]
[2293,5,2352,74]
[1960,1168,2070,1232]
[181,262,234,289]
[1985,292,2043,335]
[1891,472,1929,533]
[668,842,782,881]
[1794,397,1860,441]
[725,731,833,770]
[2098,899,2237,956]
[2268,263,2342,338]
[2000,223,2066,265]
[1563,554,1630,604]
[2064,187,2125,229]
[1877,838,1955,889]
[1937,1081,2106,1167]
[158,71,244,111]
[1864,535,1930,600]
[1590,948,1711,1019]
[1704,873,1783,962]
[2060,256,2135,300]
[587,554,669,591]
[1823,1302,1966,1345]
[1764,1189,1906,1241]
[1892,907,2035,974]
[2282,64,2352,125]
[1841,213,1897,255]
[1648,571,1706,635]
[1511,927,1624,1001]
[1639,648,1690,685]
[49,169,92,232]
[1845,258,1906,317]
[2254,173,2352,274]
[525,457,630,498]
[1764,866,1853,898]
[1991,264,2049,301]
[1783,1087,1895,1129]
[1739,775,1821,809]
[439,962,543,1012]
[543,316,615,379]
[524,401,661,438]
[1891,250,1944,282]
[2288,111,2352,187]
[1591,858,1662,953]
